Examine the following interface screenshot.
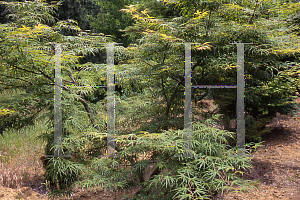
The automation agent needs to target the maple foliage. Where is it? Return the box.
[0,0,300,199]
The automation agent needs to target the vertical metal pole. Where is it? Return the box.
[184,43,192,157]
[107,43,115,156]
[236,43,245,156]
[54,43,62,157]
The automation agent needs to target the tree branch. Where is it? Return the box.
[63,72,101,132]
[1,75,34,84]
[248,0,260,24]
[36,68,53,83]
[165,81,180,117]
[63,71,135,162]
[166,72,185,87]
[62,79,74,84]
[10,65,54,83]
[161,76,168,103]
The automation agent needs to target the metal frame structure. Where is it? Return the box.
[49,42,250,158]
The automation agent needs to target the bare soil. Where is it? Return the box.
[1,98,300,199]
[215,97,300,200]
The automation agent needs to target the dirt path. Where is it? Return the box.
[215,98,300,200]
[1,99,300,200]
[0,185,48,200]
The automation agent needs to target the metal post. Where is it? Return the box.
[54,43,62,157]
[107,43,115,156]
[184,43,192,157]
[236,43,246,156]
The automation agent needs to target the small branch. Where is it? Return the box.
[28,107,44,119]
[63,72,135,163]
[1,75,33,84]
[248,0,260,24]
[0,82,54,87]
[62,79,74,84]
[36,68,53,82]
[7,8,19,19]
[62,83,100,132]
[67,70,78,85]
[65,70,100,131]
[165,81,180,117]
[162,77,168,103]
[162,51,166,65]
[11,65,54,83]
[166,73,185,87]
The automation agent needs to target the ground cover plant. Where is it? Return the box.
[70,117,262,200]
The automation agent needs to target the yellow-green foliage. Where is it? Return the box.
[0,108,16,116]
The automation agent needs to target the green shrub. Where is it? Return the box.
[64,115,259,200]
[245,115,274,143]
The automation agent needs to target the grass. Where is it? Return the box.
[0,115,49,189]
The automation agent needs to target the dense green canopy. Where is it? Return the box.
[0,0,300,199]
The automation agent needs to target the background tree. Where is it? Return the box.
[117,0,300,142]
[0,0,113,193]
[52,0,97,31]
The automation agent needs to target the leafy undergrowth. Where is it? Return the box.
[1,99,300,199]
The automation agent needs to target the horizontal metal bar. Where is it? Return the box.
[193,85,237,88]
[46,42,123,45]
[44,155,71,158]
[115,73,161,75]
[63,85,107,88]
[229,43,253,44]
[176,43,204,44]
[140,43,204,45]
